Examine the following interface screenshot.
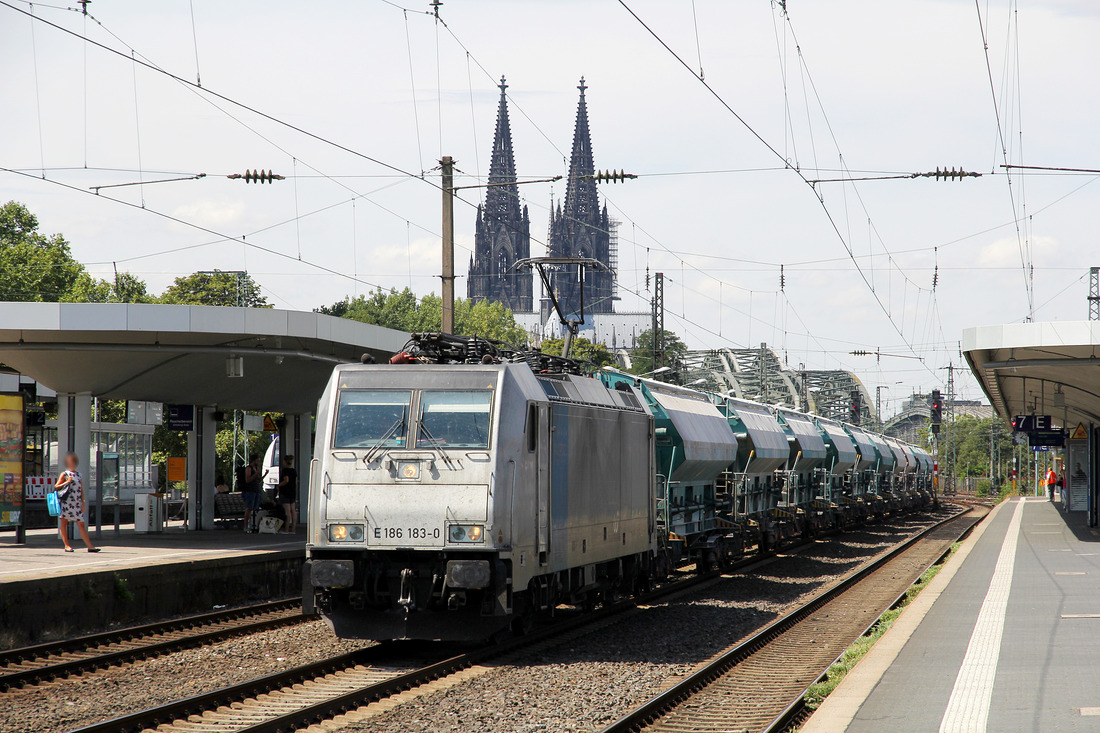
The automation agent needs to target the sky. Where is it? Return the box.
[2,0,1099,416]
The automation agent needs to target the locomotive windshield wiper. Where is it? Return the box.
[417,423,455,470]
[364,409,406,465]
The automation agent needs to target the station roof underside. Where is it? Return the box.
[0,303,409,413]
[963,321,1100,428]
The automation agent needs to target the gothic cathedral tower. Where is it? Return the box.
[548,78,615,317]
[467,77,533,312]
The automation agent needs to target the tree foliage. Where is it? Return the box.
[66,272,152,304]
[918,415,1024,486]
[0,201,85,301]
[628,328,688,377]
[0,201,152,304]
[541,336,616,369]
[319,288,527,344]
[159,271,269,307]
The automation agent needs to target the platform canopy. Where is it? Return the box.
[0,303,410,413]
[963,321,1100,428]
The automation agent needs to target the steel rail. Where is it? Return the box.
[1,599,303,690]
[67,508,954,733]
[759,513,984,733]
[596,507,981,733]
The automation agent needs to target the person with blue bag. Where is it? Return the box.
[53,452,99,553]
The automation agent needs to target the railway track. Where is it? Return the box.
[66,564,724,733]
[0,599,304,691]
[66,509,963,733]
[596,505,986,733]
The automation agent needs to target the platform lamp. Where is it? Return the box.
[226,355,244,378]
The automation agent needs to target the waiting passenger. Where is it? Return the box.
[215,473,230,494]
[55,452,99,553]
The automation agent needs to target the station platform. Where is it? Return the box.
[0,522,306,646]
[805,496,1100,732]
[0,523,303,583]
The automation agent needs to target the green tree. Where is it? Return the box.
[159,271,269,307]
[541,336,616,368]
[454,298,527,344]
[320,289,527,344]
[0,201,85,300]
[919,416,1020,487]
[628,328,688,377]
[66,272,152,304]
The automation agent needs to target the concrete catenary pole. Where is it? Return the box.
[441,156,455,334]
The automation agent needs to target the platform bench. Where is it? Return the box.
[213,492,247,527]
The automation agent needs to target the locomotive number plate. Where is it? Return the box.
[373,526,441,541]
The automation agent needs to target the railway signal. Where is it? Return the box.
[849,389,862,425]
[930,389,942,435]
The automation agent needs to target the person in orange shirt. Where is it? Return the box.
[1046,466,1057,501]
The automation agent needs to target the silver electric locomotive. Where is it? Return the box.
[304,360,656,641]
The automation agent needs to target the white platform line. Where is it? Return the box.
[939,499,1025,733]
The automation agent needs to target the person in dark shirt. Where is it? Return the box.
[276,455,298,534]
[242,454,265,533]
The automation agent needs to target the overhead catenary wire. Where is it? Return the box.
[617,0,944,385]
[187,0,201,87]
[16,0,481,281]
[129,50,145,207]
[0,1,428,184]
[29,2,46,178]
[974,0,1032,319]
[413,0,925,369]
[424,5,950,375]
[0,165,435,305]
[403,9,426,175]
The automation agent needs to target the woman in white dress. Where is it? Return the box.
[56,452,100,553]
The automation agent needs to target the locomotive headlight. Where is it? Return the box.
[448,524,485,543]
[328,524,364,541]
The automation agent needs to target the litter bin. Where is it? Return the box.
[135,493,166,533]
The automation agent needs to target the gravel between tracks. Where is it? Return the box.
[0,618,369,733]
[344,510,958,733]
[0,510,956,733]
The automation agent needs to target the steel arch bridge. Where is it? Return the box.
[618,346,875,423]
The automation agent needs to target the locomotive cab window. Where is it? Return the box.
[417,390,492,449]
[334,390,411,449]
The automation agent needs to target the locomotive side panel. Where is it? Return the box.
[547,403,653,573]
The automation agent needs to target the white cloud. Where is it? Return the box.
[978,235,1057,268]
[172,200,245,229]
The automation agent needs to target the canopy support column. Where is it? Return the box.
[187,406,217,530]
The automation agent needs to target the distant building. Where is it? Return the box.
[466,77,533,313]
[547,78,616,318]
[515,310,650,350]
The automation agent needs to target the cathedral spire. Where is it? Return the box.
[548,78,614,317]
[485,76,521,221]
[467,75,532,312]
[562,77,598,220]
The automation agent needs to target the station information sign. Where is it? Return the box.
[0,393,25,527]
[165,404,195,431]
[1029,430,1065,448]
[1013,414,1052,432]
